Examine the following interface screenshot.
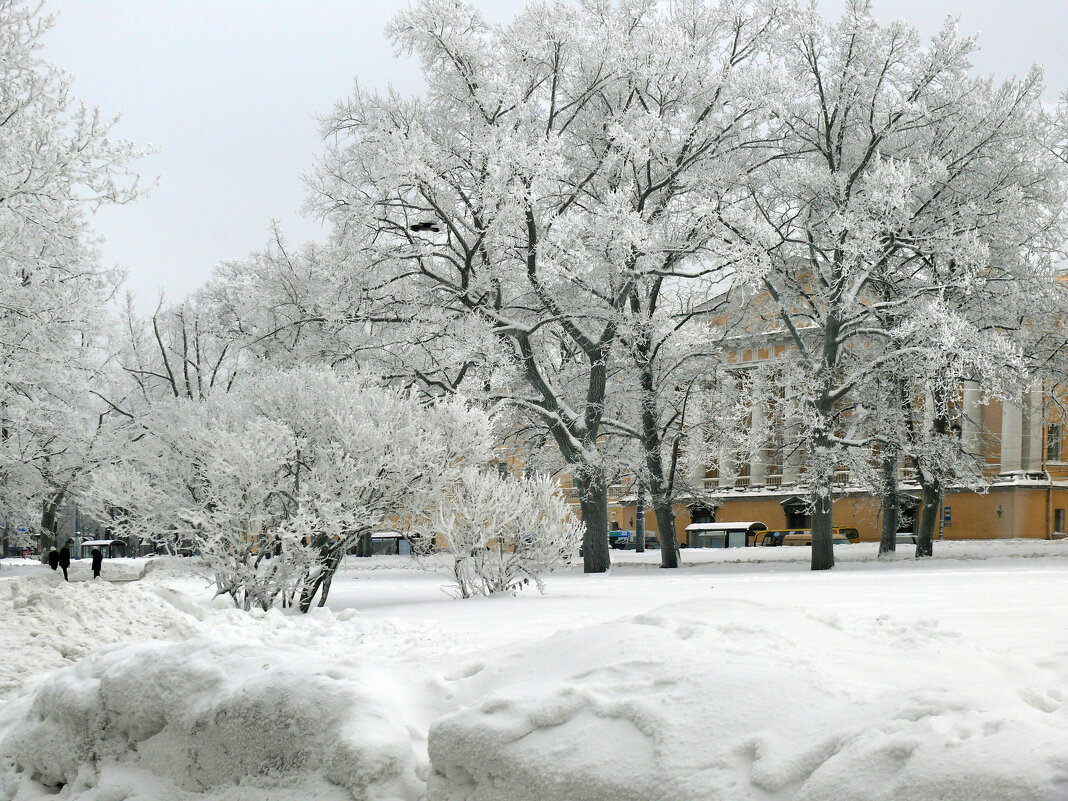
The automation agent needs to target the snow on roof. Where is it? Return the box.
[80,539,126,547]
[684,522,767,532]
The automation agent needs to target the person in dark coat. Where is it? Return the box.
[47,547,59,571]
[58,544,70,581]
[91,548,103,580]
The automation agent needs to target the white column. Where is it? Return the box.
[750,401,767,487]
[689,386,713,491]
[1025,383,1044,472]
[717,374,737,488]
[781,390,800,486]
[1000,394,1023,474]
[923,390,935,432]
[717,439,733,488]
[961,381,981,457]
[688,449,707,487]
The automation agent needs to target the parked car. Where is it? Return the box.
[753,527,857,547]
[838,527,860,543]
[781,530,853,546]
[756,529,854,551]
[752,530,788,546]
[608,530,662,550]
[608,530,633,549]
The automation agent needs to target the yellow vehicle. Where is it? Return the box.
[754,527,858,546]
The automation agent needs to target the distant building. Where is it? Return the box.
[601,377,1067,544]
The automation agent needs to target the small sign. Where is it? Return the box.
[943,506,951,526]
[16,524,26,533]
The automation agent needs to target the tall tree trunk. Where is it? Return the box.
[809,276,842,572]
[576,471,610,573]
[879,449,899,556]
[915,478,939,558]
[355,531,372,557]
[634,479,645,553]
[810,429,835,571]
[299,540,345,611]
[811,489,834,571]
[646,463,681,569]
[914,386,949,559]
[39,491,64,557]
[636,356,681,568]
[653,500,679,569]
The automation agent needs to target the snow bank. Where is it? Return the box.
[3,636,429,798]
[329,538,1068,574]
[7,544,1068,800]
[609,537,1068,569]
[0,559,47,578]
[428,598,1068,801]
[1,636,425,801]
[0,577,443,800]
[0,557,153,582]
[0,576,200,698]
[141,555,212,579]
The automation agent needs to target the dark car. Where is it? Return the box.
[608,530,633,549]
[754,530,788,546]
[609,530,661,550]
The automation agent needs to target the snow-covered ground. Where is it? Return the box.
[2,541,1067,800]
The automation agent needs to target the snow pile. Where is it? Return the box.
[0,559,48,578]
[140,555,212,580]
[428,598,1068,800]
[610,537,1068,569]
[45,558,152,582]
[0,576,201,698]
[1,637,425,801]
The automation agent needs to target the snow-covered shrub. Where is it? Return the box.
[270,370,492,610]
[88,365,495,611]
[86,393,318,611]
[196,417,316,611]
[423,468,579,598]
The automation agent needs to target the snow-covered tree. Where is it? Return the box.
[303,0,790,574]
[858,297,1030,557]
[590,0,784,568]
[0,0,141,543]
[724,2,1067,569]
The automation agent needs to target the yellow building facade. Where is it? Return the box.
[603,379,1068,545]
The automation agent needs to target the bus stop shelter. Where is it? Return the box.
[80,539,128,559]
[685,522,768,548]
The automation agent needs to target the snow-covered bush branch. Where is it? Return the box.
[420,468,579,598]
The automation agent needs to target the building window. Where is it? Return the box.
[689,505,716,525]
[898,503,917,534]
[1056,509,1065,534]
[1048,424,1062,462]
[784,504,811,529]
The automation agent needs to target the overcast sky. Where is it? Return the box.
[43,0,1068,311]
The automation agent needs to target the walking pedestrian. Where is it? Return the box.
[58,544,70,581]
[47,547,59,571]
[91,547,102,580]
